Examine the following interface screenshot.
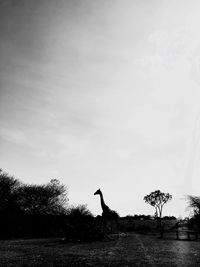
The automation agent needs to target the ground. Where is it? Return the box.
[1,233,200,266]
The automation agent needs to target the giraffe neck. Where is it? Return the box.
[99,191,106,211]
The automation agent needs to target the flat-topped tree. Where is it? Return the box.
[144,190,172,225]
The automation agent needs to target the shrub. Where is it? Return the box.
[64,205,105,242]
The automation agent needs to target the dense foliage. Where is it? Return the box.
[0,169,21,215]
[64,205,105,242]
[187,195,200,230]
[0,169,69,238]
[0,169,104,241]
[0,169,178,240]
[16,179,68,215]
[0,169,68,216]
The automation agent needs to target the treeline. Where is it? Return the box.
[187,195,200,230]
[1,168,200,240]
[0,169,102,240]
[0,169,69,238]
[121,215,177,221]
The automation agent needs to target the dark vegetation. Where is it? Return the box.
[0,168,199,243]
[0,169,104,241]
[121,215,176,220]
[187,195,200,231]
[0,169,69,239]
[64,205,106,242]
[1,168,200,266]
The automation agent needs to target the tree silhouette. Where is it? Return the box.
[187,195,200,230]
[0,169,70,238]
[0,169,21,215]
[143,190,172,225]
[16,179,68,215]
[187,195,200,215]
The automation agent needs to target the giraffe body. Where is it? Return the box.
[94,188,119,233]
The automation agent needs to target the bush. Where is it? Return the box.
[0,169,21,216]
[64,205,105,242]
[187,195,200,230]
[0,169,69,239]
[16,179,68,216]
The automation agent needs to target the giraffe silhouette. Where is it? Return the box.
[94,188,119,234]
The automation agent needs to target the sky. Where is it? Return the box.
[1,0,200,218]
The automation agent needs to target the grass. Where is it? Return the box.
[1,233,200,266]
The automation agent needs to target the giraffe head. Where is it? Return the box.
[94,188,101,195]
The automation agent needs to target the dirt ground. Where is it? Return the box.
[1,232,200,266]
